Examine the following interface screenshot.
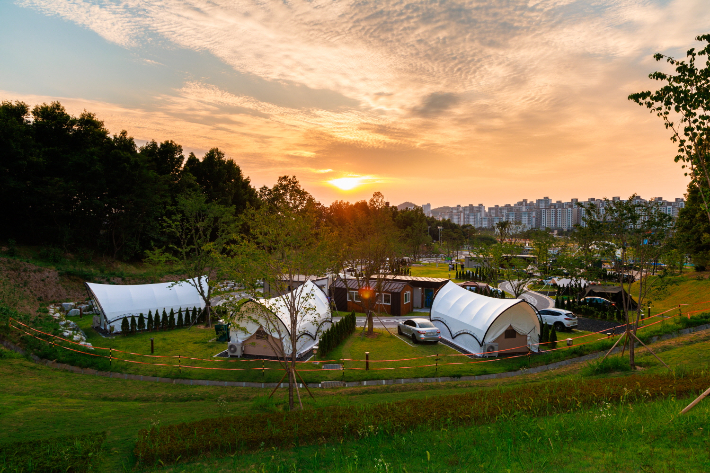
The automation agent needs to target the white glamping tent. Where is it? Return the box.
[226,280,332,359]
[431,281,540,356]
[85,279,207,333]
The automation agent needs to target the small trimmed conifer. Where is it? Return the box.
[177,309,183,328]
[161,309,168,329]
[168,309,175,329]
[130,315,137,333]
[121,317,129,334]
[550,324,558,348]
[138,313,145,331]
[147,311,153,331]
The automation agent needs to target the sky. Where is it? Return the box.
[1,0,709,208]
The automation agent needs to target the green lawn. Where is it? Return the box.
[410,263,465,282]
[64,312,610,384]
[4,329,710,472]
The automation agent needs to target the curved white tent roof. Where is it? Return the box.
[85,279,207,331]
[228,280,332,357]
[431,281,540,355]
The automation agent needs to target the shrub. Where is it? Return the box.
[161,309,168,329]
[168,309,175,329]
[319,312,356,356]
[0,432,106,473]
[582,355,632,376]
[38,247,64,263]
[130,315,137,333]
[134,372,710,466]
[121,317,129,334]
[177,309,183,328]
[147,311,153,331]
[549,325,557,348]
[138,313,146,331]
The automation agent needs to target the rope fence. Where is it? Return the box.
[7,299,710,376]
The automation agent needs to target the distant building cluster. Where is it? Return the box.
[419,196,685,230]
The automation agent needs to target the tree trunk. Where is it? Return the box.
[367,309,373,335]
[204,303,212,328]
[288,365,295,411]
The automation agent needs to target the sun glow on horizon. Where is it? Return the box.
[328,177,364,190]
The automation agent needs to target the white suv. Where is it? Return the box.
[538,309,578,332]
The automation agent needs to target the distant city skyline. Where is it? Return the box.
[409,194,685,230]
[1,1,708,206]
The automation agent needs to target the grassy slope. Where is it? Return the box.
[3,328,710,472]
[634,271,710,316]
[410,263,466,282]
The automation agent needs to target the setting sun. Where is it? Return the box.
[328,177,363,191]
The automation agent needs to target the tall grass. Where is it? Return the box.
[134,370,710,466]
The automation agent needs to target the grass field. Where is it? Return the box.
[3,328,710,472]
[410,263,466,282]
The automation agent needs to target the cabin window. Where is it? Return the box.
[347,290,361,302]
[376,293,391,305]
[504,328,517,339]
[403,291,411,304]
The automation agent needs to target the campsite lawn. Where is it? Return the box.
[410,262,466,282]
[60,313,630,384]
[3,329,710,472]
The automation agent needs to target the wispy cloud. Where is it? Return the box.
[11,0,710,205]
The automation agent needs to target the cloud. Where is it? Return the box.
[11,0,710,206]
[411,92,461,117]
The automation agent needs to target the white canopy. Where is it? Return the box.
[228,280,331,357]
[85,279,207,332]
[431,281,540,355]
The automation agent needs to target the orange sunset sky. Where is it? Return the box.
[2,0,709,207]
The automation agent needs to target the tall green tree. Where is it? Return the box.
[148,192,234,328]
[629,34,710,223]
[581,196,674,369]
[328,193,404,335]
[226,176,337,411]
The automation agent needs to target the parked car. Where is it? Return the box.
[538,309,578,332]
[397,318,441,343]
[581,297,616,308]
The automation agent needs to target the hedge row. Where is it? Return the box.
[134,371,710,466]
[0,432,106,473]
[319,312,356,356]
[118,307,204,335]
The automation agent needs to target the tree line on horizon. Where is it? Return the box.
[0,100,468,262]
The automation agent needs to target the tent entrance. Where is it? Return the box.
[242,326,283,357]
[492,325,529,354]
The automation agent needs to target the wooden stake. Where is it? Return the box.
[294,368,315,400]
[630,332,670,370]
[602,331,626,362]
[268,370,289,399]
[620,330,629,358]
[681,386,710,415]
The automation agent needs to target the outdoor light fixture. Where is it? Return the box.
[358,287,374,300]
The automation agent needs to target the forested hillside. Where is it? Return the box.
[0,100,258,260]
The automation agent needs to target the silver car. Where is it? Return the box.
[398,318,441,343]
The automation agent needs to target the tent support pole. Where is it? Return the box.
[268,370,289,399]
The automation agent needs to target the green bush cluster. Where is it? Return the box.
[457,267,497,282]
[118,307,201,335]
[538,323,557,348]
[134,371,710,466]
[0,432,106,473]
[555,296,625,322]
[319,312,356,356]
